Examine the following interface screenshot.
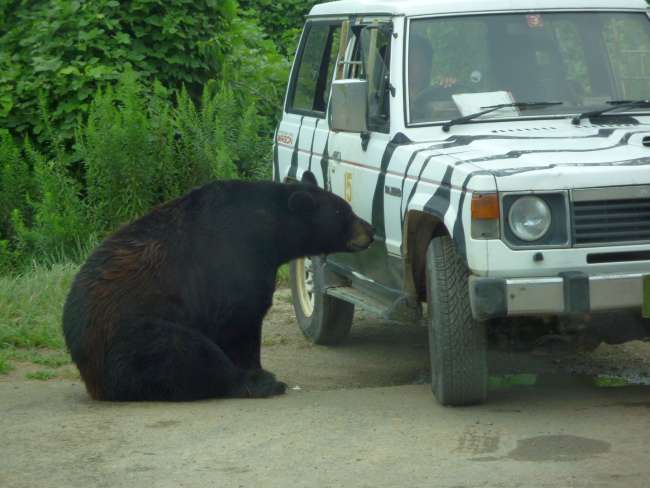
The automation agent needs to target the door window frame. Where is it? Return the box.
[285,19,345,119]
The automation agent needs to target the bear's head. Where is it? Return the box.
[286,180,374,258]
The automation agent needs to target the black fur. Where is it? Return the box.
[62,180,373,401]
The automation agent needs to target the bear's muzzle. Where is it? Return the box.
[347,218,374,251]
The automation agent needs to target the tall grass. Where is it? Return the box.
[0,262,77,351]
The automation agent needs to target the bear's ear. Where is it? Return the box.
[301,171,318,187]
[288,191,316,214]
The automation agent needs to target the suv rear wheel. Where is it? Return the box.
[290,256,354,345]
[425,236,488,406]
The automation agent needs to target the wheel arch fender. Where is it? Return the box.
[402,208,453,302]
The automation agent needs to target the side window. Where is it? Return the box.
[361,26,392,132]
[288,22,341,116]
[346,24,392,132]
[603,14,650,99]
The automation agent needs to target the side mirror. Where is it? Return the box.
[329,79,368,133]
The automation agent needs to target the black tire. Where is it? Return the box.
[425,236,488,406]
[289,256,354,345]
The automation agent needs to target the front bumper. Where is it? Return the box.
[469,272,650,320]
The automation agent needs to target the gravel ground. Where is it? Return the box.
[2,287,649,391]
[260,289,650,392]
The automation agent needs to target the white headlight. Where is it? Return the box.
[508,196,551,242]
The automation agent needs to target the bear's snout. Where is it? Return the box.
[347,218,374,251]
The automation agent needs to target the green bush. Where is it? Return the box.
[78,71,273,228]
[174,82,271,186]
[239,0,320,55]
[11,141,92,265]
[80,71,166,230]
[172,84,238,191]
[222,15,291,119]
[0,1,294,275]
[0,0,238,147]
[0,130,31,239]
[0,69,279,275]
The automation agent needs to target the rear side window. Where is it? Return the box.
[287,21,341,116]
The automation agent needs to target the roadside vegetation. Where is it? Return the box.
[0,0,313,376]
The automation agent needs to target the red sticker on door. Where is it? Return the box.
[276,132,293,145]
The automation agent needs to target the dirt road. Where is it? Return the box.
[2,289,650,488]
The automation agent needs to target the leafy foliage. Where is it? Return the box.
[80,72,166,230]
[10,140,92,265]
[0,0,238,147]
[238,0,319,55]
[0,130,31,239]
[0,70,277,274]
[222,16,291,122]
[0,0,304,275]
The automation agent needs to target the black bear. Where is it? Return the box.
[62,179,373,401]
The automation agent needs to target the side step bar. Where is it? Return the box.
[325,285,422,323]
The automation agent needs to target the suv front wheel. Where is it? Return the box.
[289,256,354,345]
[425,236,488,406]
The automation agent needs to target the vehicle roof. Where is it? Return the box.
[309,0,648,17]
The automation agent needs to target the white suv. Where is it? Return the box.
[274,0,650,406]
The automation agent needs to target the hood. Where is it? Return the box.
[437,123,650,192]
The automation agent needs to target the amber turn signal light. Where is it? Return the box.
[471,193,500,220]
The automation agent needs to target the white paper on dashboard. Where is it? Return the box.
[452,91,518,118]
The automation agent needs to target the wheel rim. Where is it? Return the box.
[295,257,315,317]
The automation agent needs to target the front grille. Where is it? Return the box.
[573,198,650,246]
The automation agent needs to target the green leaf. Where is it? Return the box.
[58,66,81,76]
[32,57,63,73]
[85,65,116,79]
[145,15,163,26]
[0,95,13,117]
[115,32,131,45]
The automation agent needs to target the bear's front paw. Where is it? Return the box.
[235,369,287,398]
[273,380,287,395]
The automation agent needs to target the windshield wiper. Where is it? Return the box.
[572,99,650,125]
[442,101,563,132]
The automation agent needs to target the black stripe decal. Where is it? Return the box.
[456,130,649,166]
[288,116,304,179]
[451,169,495,259]
[398,144,440,218]
[423,166,454,220]
[371,132,411,238]
[431,128,618,147]
[307,119,319,172]
[397,128,621,154]
[452,175,473,259]
[486,155,650,177]
[320,133,331,191]
[401,153,439,228]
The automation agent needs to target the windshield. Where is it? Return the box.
[407,12,650,125]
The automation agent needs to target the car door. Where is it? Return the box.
[274,20,341,187]
[326,19,402,289]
